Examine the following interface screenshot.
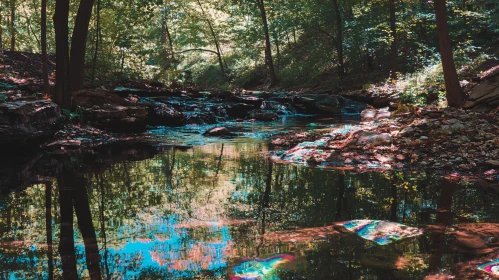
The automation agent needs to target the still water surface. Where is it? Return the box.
[1,118,498,279]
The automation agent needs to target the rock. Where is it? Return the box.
[203,127,237,137]
[361,107,391,121]
[73,89,149,132]
[314,96,344,114]
[484,160,499,168]
[463,69,499,111]
[149,103,185,126]
[0,100,63,148]
[356,131,392,146]
[399,127,415,136]
[249,110,278,121]
[450,123,465,131]
[420,136,429,140]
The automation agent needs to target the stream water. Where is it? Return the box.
[1,117,498,279]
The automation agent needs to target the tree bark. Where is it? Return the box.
[389,0,397,81]
[10,0,15,51]
[257,0,277,86]
[434,0,464,108]
[332,0,345,76]
[41,0,50,95]
[70,0,95,92]
[53,0,71,108]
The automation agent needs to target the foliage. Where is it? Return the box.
[0,0,498,90]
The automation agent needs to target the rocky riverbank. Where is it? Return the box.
[271,105,499,185]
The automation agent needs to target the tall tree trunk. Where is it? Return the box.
[389,0,397,81]
[196,0,225,77]
[69,0,95,92]
[41,0,50,95]
[72,175,102,280]
[45,183,54,280]
[99,175,110,280]
[256,0,276,86]
[0,0,3,49]
[428,179,455,273]
[57,173,78,279]
[53,0,71,108]
[332,0,345,76]
[10,0,15,51]
[91,0,101,86]
[334,171,345,221]
[161,3,175,68]
[273,31,280,71]
[434,0,464,108]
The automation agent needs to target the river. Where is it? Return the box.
[1,117,498,279]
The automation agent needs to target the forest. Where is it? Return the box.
[1,0,499,279]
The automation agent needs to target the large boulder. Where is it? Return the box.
[73,89,149,132]
[0,100,63,148]
[463,68,499,111]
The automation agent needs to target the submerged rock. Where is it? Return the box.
[203,127,237,137]
[249,110,278,121]
[0,100,62,148]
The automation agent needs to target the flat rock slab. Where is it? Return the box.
[0,100,62,147]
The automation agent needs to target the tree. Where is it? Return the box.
[161,2,175,70]
[389,0,397,81]
[53,0,71,108]
[256,0,277,86]
[434,0,464,108]
[41,0,50,95]
[53,0,95,108]
[91,0,101,86]
[70,0,95,92]
[196,0,226,78]
[10,0,15,51]
[332,0,344,76]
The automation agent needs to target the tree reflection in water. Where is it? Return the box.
[0,141,499,279]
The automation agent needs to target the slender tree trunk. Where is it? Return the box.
[57,173,78,279]
[45,183,54,280]
[334,171,345,222]
[0,0,3,49]
[41,0,50,94]
[70,0,95,92]
[434,0,464,108]
[428,179,455,273]
[332,0,345,76]
[99,175,110,280]
[196,0,225,77]
[257,0,276,86]
[72,175,102,280]
[161,3,175,65]
[273,31,280,71]
[91,0,101,86]
[10,0,15,51]
[389,0,397,81]
[53,0,71,108]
